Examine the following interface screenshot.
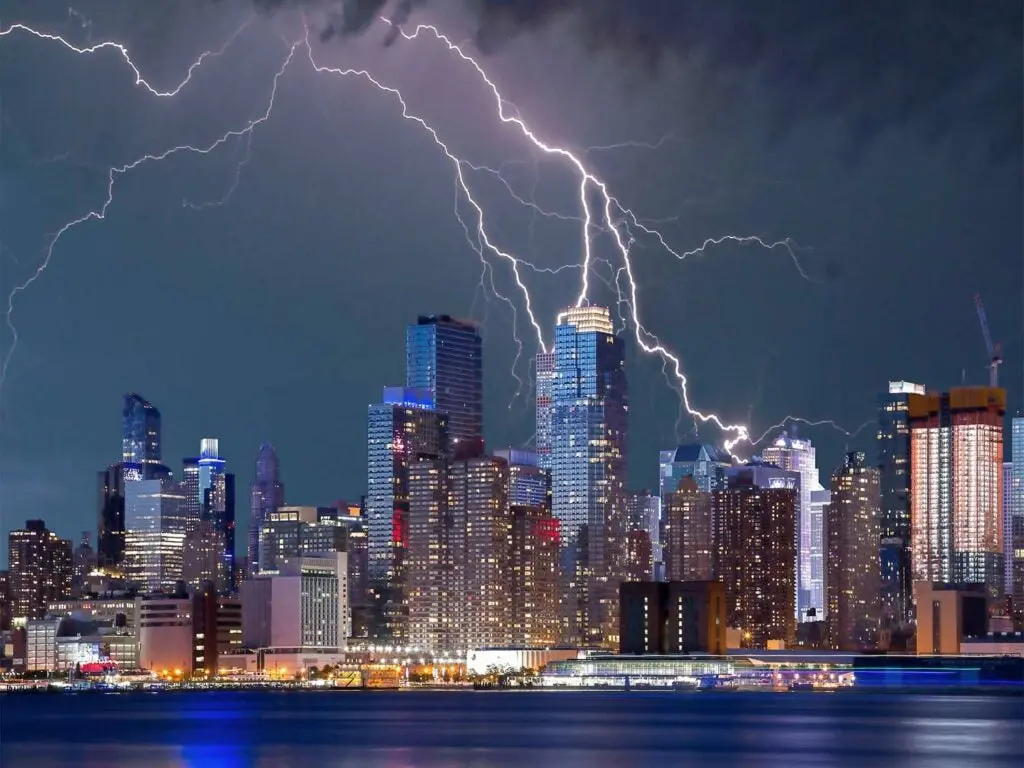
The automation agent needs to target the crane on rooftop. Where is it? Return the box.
[973,293,1002,388]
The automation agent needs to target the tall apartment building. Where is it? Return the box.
[8,521,73,622]
[663,477,714,582]
[909,387,1005,596]
[877,380,925,631]
[714,466,798,648]
[1008,417,1024,613]
[826,452,881,650]
[509,504,561,646]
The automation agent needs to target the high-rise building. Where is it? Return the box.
[909,387,1005,595]
[1009,417,1024,613]
[192,439,236,592]
[406,315,482,457]
[72,532,97,596]
[619,580,727,655]
[406,457,455,653]
[624,490,659,580]
[826,452,881,650]
[535,352,555,469]
[509,504,561,647]
[7,521,73,622]
[97,464,125,571]
[761,430,830,620]
[714,465,799,648]
[548,306,628,648]
[121,393,161,470]
[876,380,925,631]
[248,443,285,578]
[494,448,550,509]
[366,387,447,641]
[663,477,714,582]
[124,473,188,594]
[0,571,10,631]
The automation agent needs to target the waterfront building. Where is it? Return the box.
[8,520,73,622]
[913,582,989,655]
[714,465,799,648]
[366,387,446,642]
[619,580,726,655]
[826,452,881,650]
[136,588,242,676]
[909,387,1005,595]
[877,380,925,631]
[248,443,285,578]
[663,477,714,582]
[548,306,628,648]
[406,314,483,458]
[761,430,830,621]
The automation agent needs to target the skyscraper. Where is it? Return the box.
[7,521,73,621]
[1009,417,1024,613]
[248,443,285,578]
[909,387,1005,596]
[494,448,550,509]
[663,476,714,582]
[761,430,830,620]
[714,465,799,648]
[509,504,561,647]
[124,473,188,593]
[366,387,447,641]
[535,351,555,469]
[876,380,925,631]
[97,464,125,570]
[196,439,236,592]
[826,452,881,650]
[406,315,482,457]
[406,457,453,654]
[624,490,659,580]
[121,393,161,471]
[548,306,628,648]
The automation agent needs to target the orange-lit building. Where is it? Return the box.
[909,387,1005,596]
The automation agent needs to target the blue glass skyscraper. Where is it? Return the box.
[122,393,161,471]
[248,443,285,577]
[548,306,627,647]
[1009,416,1024,610]
[406,315,482,456]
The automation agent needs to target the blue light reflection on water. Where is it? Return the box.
[1,690,1021,768]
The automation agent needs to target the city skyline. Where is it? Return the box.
[0,1,1020,562]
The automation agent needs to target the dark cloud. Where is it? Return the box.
[250,0,1022,160]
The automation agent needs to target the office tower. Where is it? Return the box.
[406,457,454,653]
[366,387,447,641]
[619,581,727,655]
[909,387,1005,595]
[406,315,483,456]
[7,521,73,622]
[121,393,161,470]
[1004,461,1014,600]
[534,352,555,469]
[761,430,830,620]
[877,380,925,631]
[124,473,188,593]
[72,532,97,596]
[714,465,799,648]
[509,504,561,647]
[826,452,881,650]
[494,448,551,509]
[97,464,126,570]
[663,477,714,582]
[624,490,659,580]
[188,439,236,592]
[549,306,628,648]
[248,443,285,578]
[1009,417,1024,613]
[453,456,512,651]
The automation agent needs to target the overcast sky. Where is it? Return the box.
[0,0,1020,560]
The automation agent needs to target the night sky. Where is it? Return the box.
[0,0,1021,561]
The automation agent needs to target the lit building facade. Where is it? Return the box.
[124,474,188,594]
[876,380,925,631]
[406,315,482,458]
[509,504,561,647]
[366,387,446,641]
[663,477,714,582]
[122,393,161,470]
[624,490,659,580]
[1009,417,1024,612]
[8,520,73,622]
[406,457,455,653]
[909,387,1005,595]
[826,452,881,650]
[248,443,285,578]
[534,352,555,469]
[714,465,799,648]
[494,448,550,509]
[761,431,830,620]
[549,306,628,648]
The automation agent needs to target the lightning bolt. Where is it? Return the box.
[384,19,853,454]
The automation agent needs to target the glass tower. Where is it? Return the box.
[248,444,285,577]
[121,393,161,472]
[876,380,924,631]
[406,315,482,457]
[549,306,628,648]
[1011,417,1024,610]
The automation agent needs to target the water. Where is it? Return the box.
[1,690,1021,767]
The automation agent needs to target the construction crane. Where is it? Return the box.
[973,293,1002,388]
